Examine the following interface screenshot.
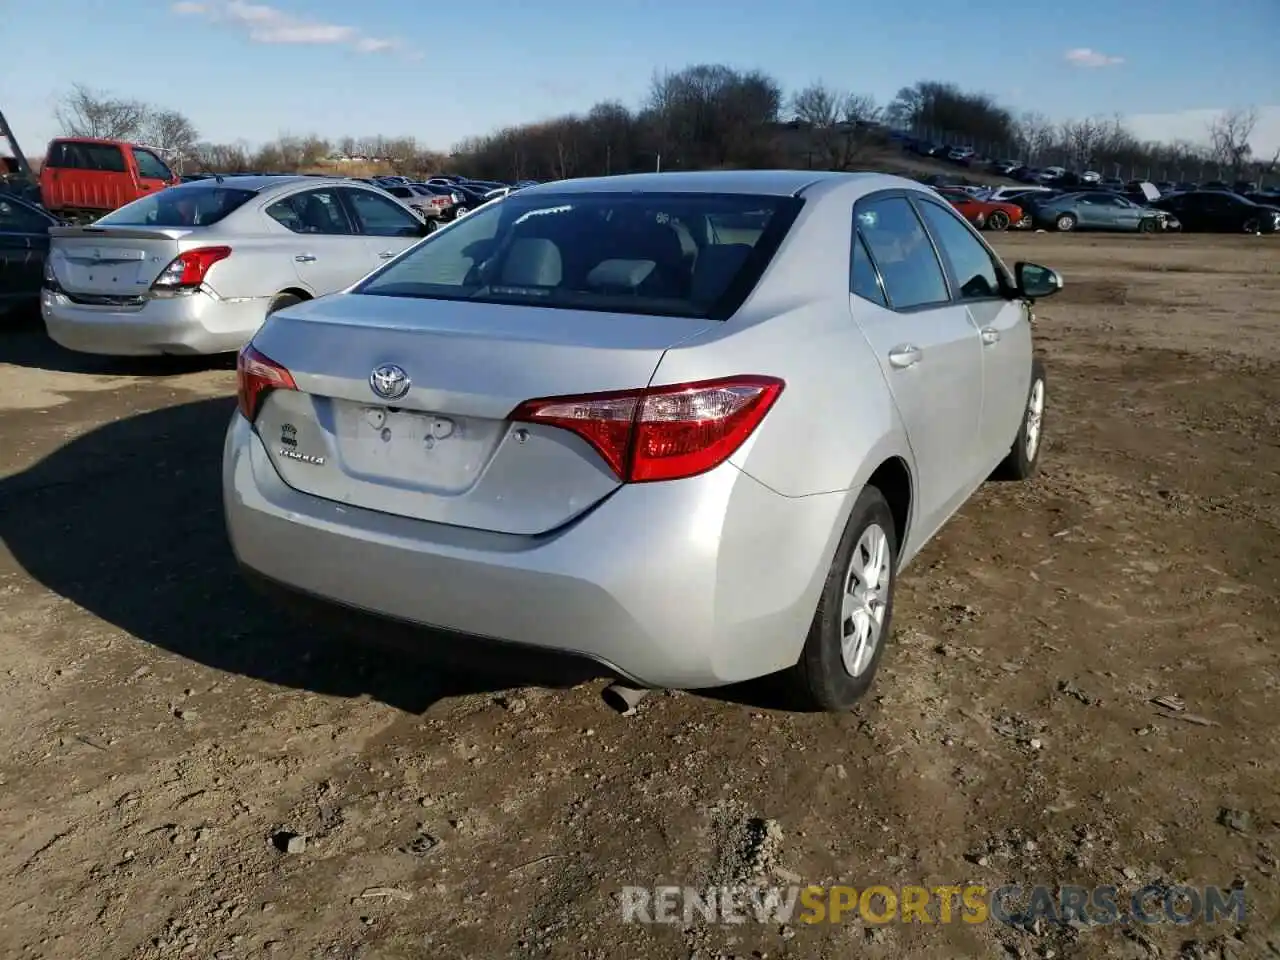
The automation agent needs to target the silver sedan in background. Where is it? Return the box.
[41,175,432,356]
[223,170,1063,711]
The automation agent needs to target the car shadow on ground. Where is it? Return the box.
[0,396,617,714]
[0,317,235,377]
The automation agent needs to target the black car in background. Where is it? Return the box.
[1150,191,1280,233]
[0,194,58,319]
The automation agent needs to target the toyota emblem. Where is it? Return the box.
[369,364,411,401]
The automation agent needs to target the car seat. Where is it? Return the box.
[300,195,341,234]
[500,237,563,286]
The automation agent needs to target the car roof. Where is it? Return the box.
[167,174,363,194]
[517,169,915,199]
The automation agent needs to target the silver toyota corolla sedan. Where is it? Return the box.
[41,175,433,356]
[223,170,1062,711]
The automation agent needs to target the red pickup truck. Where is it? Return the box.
[38,137,179,221]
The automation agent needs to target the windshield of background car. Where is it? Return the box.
[95,186,257,227]
[353,191,804,320]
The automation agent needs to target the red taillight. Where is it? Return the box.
[510,376,784,483]
[236,344,296,421]
[151,246,231,290]
[430,196,450,207]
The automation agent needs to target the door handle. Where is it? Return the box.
[887,345,923,369]
[295,254,317,263]
[377,251,395,259]
[980,327,1001,345]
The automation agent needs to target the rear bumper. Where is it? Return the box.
[223,413,847,689]
[41,286,269,356]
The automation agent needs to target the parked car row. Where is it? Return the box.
[983,185,1279,234]
[899,136,1273,196]
[181,172,533,231]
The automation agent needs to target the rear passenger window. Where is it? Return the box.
[850,230,887,307]
[266,189,352,235]
[914,199,1002,300]
[855,197,950,310]
[68,143,127,173]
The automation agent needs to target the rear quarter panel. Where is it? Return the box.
[198,216,312,301]
[655,304,908,499]
[649,182,911,502]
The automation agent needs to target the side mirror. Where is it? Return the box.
[1015,261,1063,300]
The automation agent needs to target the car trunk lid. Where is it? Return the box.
[48,225,190,296]
[249,294,712,536]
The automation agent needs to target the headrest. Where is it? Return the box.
[586,259,656,289]
[501,238,562,286]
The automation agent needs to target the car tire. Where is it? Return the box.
[789,485,899,712]
[425,219,439,234]
[992,358,1047,481]
[986,210,1010,231]
[1138,218,1158,234]
[267,293,303,315]
[454,206,469,218]
[1055,213,1077,232]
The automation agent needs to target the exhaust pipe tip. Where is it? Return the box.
[602,683,652,715]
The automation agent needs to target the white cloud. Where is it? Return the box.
[171,0,401,54]
[1064,48,1125,68]
[1124,106,1280,157]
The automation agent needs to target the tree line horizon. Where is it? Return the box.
[44,66,1277,184]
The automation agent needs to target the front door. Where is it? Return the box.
[339,188,425,271]
[130,147,176,200]
[851,195,985,536]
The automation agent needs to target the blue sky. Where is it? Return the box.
[3,0,1278,156]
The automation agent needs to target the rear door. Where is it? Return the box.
[49,142,134,211]
[338,187,423,267]
[850,194,985,534]
[263,187,371,295]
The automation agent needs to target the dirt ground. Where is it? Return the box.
[0,232,1277,960]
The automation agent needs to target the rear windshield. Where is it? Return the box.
[95,185,258,227]
[353,191,803,320]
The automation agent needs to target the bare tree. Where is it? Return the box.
[1208,108,1257,176]
[791,83,840,128]
[790,82,880,169]
[1013,111,1057,164]
[56,84,148,140]
[142,109,199,172]
[1059,116,1108,168]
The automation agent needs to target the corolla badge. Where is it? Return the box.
[369,363,411,401]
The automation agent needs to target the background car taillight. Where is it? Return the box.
[151,246,231,293]
[510,376,784,483]
[42,256,60,291]
[236,344,296,421]
[430,196,450,209]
